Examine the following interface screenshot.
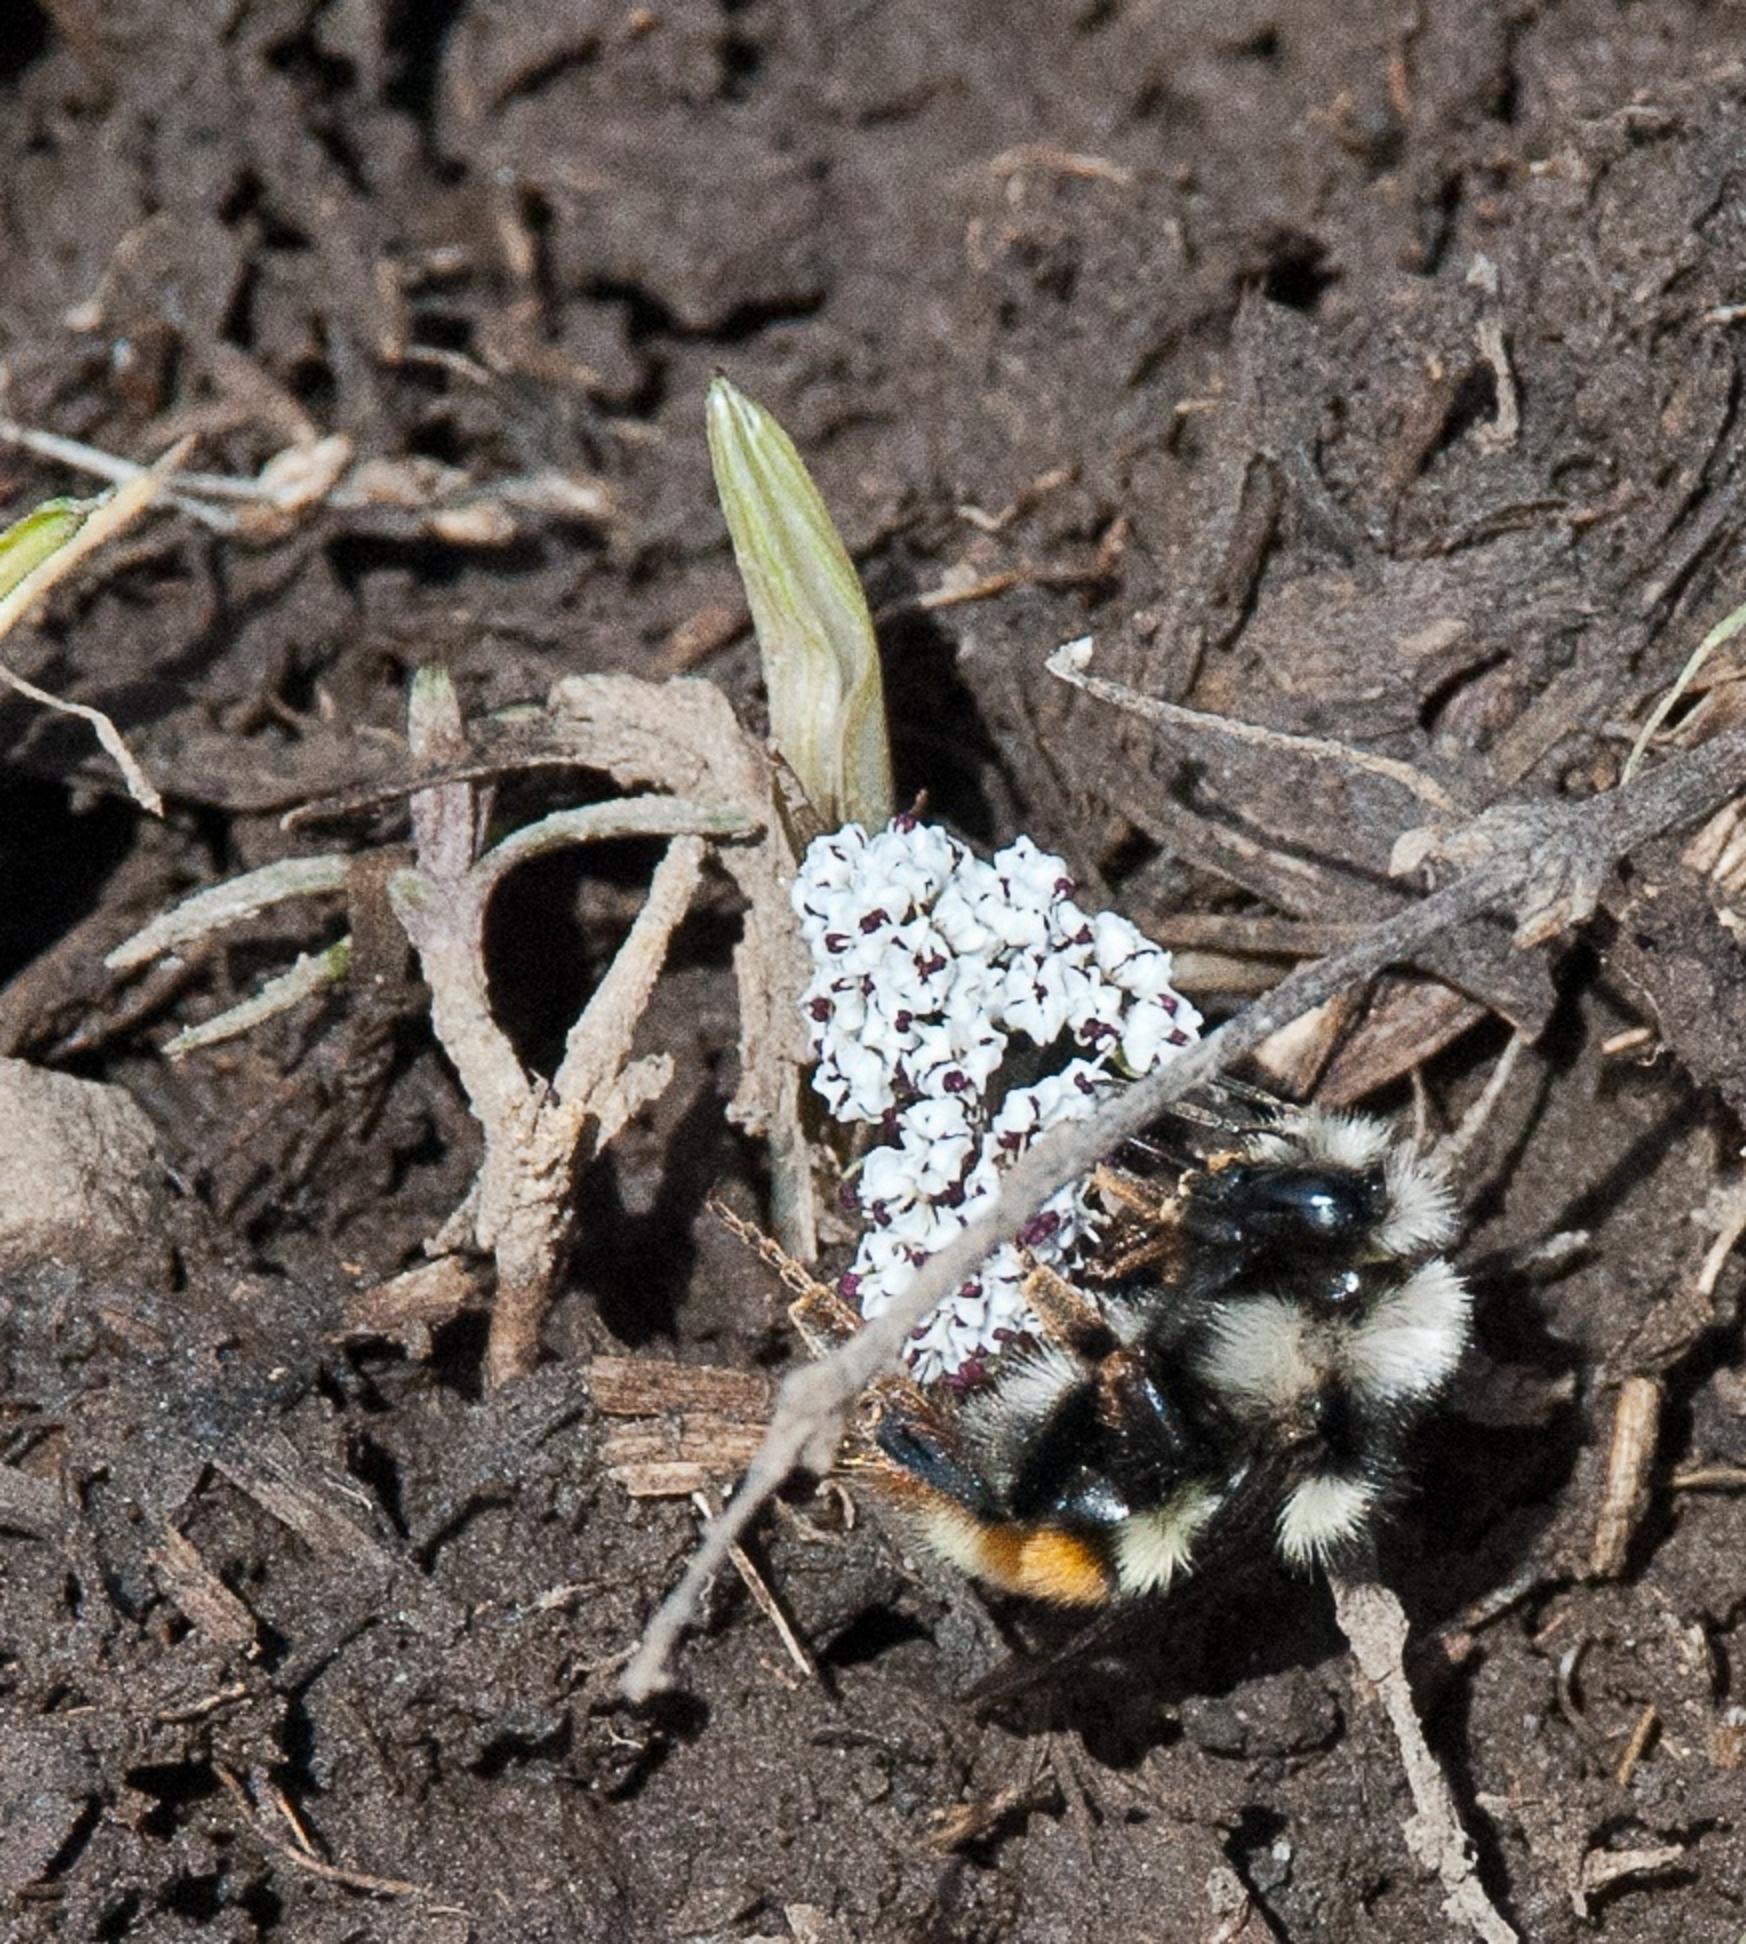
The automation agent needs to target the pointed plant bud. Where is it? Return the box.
[707,376,893,828]
[0,498,86,600]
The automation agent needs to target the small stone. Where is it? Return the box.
[0,1059,166,1276]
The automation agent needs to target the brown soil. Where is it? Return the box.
[3,4,1745,1940]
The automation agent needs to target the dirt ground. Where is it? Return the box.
[3,2,1746,1939]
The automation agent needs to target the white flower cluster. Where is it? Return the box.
[793,816,1203,1383]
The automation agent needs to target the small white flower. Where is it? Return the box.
[799,824,867,889]
[995,835,1071,912]
[1116,941,1169,993]
[899,1097,977,1195]
[823,1037,894,1121]
[1119,1002,1175,1075]
[996,952,1072,1045]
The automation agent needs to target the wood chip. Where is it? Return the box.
[1590,1376,1663,1578]
[150,1528,259,1653]
[1319,979,1488,1105]
[1576,1841,1685,1913]
[342,1254,481,1339]
[590,1355,774,1420]
[0,1464,65,1540]
[603,1413,769,1497]
[1331,1574,1517,1944]
[1615,1703,1658,1787]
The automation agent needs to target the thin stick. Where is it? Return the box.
[0,416,239,531]
[1695,1185,1746,1298]
[691,1490,819,1684]
[0,449,190,815]
[1331,1573,1517,1944]
[1622,592,1746,784]
[1614,1703,1658,1787]
[1439,1030,1528,1170]
[214,1766,429,1899]
[1050,636,1464,816]
[1589,1376,1662,1578]
[106,855,350,969]
[1670,1463,1746,1490]
[622,713,1746,1700]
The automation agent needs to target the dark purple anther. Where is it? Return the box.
[859,909,889,934]
[1019,1210,1061,1247]
[942,1070,969,1093]
[839,1272,861,1301]
[808,998,832,1022]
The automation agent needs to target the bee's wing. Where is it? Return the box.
[1110,1078,1291,1183]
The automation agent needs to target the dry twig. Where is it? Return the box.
[0,414,611,549]
[1330,1572,1517,1944]
[1574,1841,1686,1915]
[1670,1463,1746,1490]
[1615,1703,1659,1788]
[109,663,807,1388]
[214,1766,431,1900]
[392,670,751,1386]
[1589,1376,1664,1578]
[0,450,189,814]
[543,673,820,1259]
[1623,592,1746,784]
[1440,1030,1530,1171]
[1051,635,1464,816]
[692,1488,819,1684]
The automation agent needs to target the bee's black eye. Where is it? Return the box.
[1271,1172,1378,1240]
[1190,1164,1385,1251]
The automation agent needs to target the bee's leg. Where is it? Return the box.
[1003,1348,1215,1529]
[988,1359,1216,1598]
[1084,1167,1189,1285]
[1091,1163,1173,1217]
[1094,1348,1217,1494]
[1019,1260,1118,1358]
[872,1410,998,1520]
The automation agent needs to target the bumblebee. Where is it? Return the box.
[860,1088,1467,1607]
